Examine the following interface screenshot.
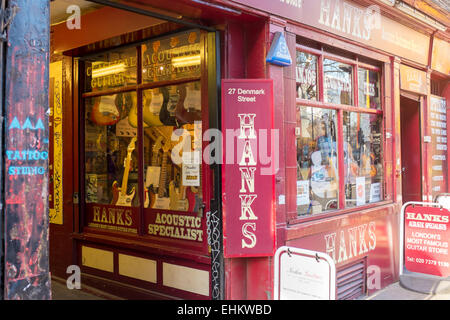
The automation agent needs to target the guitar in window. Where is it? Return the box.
[111,137,137,206]
[145,136,164,208]
[152,142,171,209]
[169,172,189,211]
[175,82,202,124]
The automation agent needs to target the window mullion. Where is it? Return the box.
[318,53,324,102]
[337,109,345,209]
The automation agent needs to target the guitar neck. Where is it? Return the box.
[121,157,131,195]
[151,151,159,166]
[158,152,169,197]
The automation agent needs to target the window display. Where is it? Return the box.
[295,44,384,218]
[343,112,383,207]
[296,106,338,215]
[82,30,205,236]
[85,92,138,206]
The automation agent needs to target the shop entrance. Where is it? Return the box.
[400,95,422,203]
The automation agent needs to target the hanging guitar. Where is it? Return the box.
[152,142,171,209]
[146,136,164,208]
[175,82,202,124]
[169,173,189,211]
[159,86,180,126]
[111,137,137,206]
[143,88,165,126]
[90,95,121,126]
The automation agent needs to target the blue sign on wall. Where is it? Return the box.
[266,32,292,67]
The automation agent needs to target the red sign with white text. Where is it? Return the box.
[404,205,450,277]
[222,79,276,258]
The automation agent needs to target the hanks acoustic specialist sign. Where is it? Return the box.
[222,79,276,258]
[404,205,450,277]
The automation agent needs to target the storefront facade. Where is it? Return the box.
[46,0,450,300]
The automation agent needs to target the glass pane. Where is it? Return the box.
[143,123,203,212]
[323,58,353,105]
[296,106,339,216]
[358,68,381,109]
[142,30,201,83]
[140,81,202,128]
[343,112,384,207]
[84,47,137,93]
[85,92,140,207]
[296,51,318,100]
[141,81,203,213]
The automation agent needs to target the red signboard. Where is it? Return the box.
[230,0,430,65]
[222,79,276,257]
[404,205,450,277]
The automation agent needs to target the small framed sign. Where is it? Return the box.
[274,246,336,300]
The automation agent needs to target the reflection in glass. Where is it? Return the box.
[142,30,201,83]
[323,59,353,105]
[296,106,338,216]
[84,47,137,93]
[85,92,140,207]
[296,51,318,100]
[358,68,381,109]
[343,112,383,207]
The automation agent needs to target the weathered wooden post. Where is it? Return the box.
[2,0,50,299]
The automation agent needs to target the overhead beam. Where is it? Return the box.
[84,0,216,32]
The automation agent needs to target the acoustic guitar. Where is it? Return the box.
[169,175,189,211]
[146,136,164,208]
[111,137,137,206]
[152,142,171,209]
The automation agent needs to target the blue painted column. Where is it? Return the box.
[3,0,50,299]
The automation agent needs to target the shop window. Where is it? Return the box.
[296,106,338,215]
[323,58,353,105]
[295,46,384,218]
[343,112,383,207]
[358,68,381,109]
[81,29,205,238]
[296,51,318,100]
[85,92,139,206]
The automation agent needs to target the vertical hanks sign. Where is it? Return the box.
[222,79,276,257]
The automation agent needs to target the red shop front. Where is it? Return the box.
[48,0,450,300]
[220,0,450,300]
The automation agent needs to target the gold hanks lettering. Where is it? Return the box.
[324,222,377,264]
[238,113,258,249]
[92,206,133,226]
[147,213,203,242]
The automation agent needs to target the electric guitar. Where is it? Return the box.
[169,172,189,211]
[90,95,121,126]
[159,86,180,126]
[189,163,203,212]
[143,88,165,126]
[152,142,171,209]
[175,82,202,124]
[111,137,137,206]
[146,136,164,208]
